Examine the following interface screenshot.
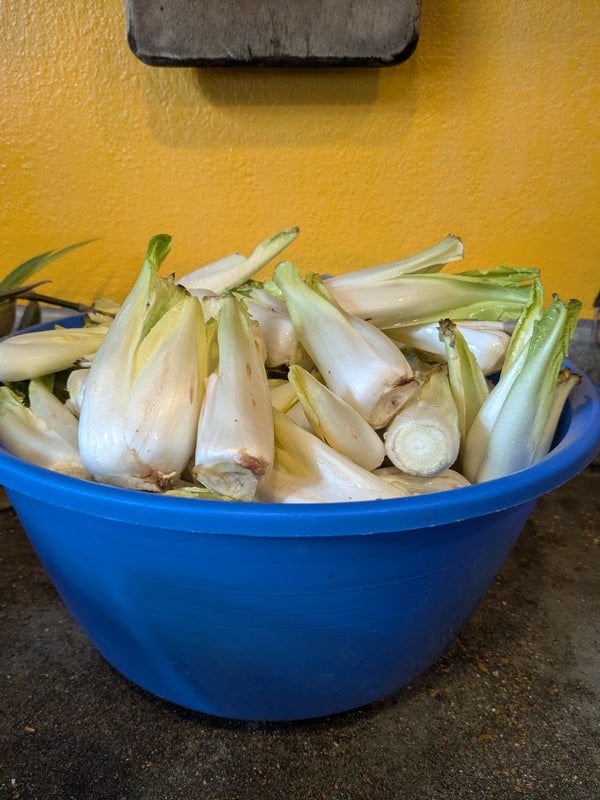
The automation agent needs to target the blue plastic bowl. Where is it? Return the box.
[1,315,599,720]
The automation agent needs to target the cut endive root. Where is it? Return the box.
[78,234,206,492]
[384,365,461,477]
[193,293,274,501]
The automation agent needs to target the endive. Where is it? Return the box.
[323,234,464,289]
[177,226,299,296]
[256,409,408,504]
[28,377,80,450]
[463,293,582,483]
[273,261,417,429]
[533,367,581,462]
[327,266,537,330]
[0,385,88,479]
[387,319,511,375]
[78,234,206,492]
[438,318,491,460]
[287,364,386,471]
[234,283,313,369]
[193,293,274,501]
[374,466,471,494]
[65,367,89,417]
[460,280,546,481]
[269,377,313,431]
[0,325,108,381]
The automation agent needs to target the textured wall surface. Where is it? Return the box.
[1,1,598,314]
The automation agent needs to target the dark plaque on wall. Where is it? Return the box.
[125,0,422,67]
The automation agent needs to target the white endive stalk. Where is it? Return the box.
[0,386,88,479]
[459,280,546,481]
[387,319,511,375]
[499,277,545,378]
[374,466,471,494]
[200,294,269,364]
[269,380,314,431]
[532,368,581,462]
[288,364,385,471]
[65,367,89,417]
[438,319,490,454]
[384,366,461,477]
[286,400,313,432]
[241,296,313,370]
[193,294,274,502]
[269,378,299,413]
[79,235,205,492]
[323,234,464,289]
[28,378,80,449]
[327,268,536,330]
[177,226,299,295]
[460,348,527,482]
[463,294,582,483]
[255,410,408,504]
[0,326,108,382]
[273,262,417,429]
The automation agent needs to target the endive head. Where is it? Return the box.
[78,234,206,492]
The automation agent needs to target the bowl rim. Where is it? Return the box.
[0,316,599,537]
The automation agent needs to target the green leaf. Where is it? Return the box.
[0,239,99,290]
[456,265,540,285]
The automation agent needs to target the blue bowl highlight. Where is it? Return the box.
[1,316,599,720]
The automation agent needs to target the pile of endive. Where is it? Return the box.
[0,229,582,503]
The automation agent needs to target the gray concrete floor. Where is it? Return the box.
[1,456,599,800]
[1,328,599,800]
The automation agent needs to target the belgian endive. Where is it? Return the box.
[438,318,490,462]
[463,292,582,483]
[78,234,206,492]
[327,266,537,330]
[374,466,471,494]
[387,319,511,375]
[0,385,88,479]
[28,377,80,450]
[287,364,386,471]
[193,293,274,501]
[256,409,408,504]
[177,226,299,296]
[0,325,108,382]
[323,234,464,289]
[273,262,418,429]
[234,282,313,370]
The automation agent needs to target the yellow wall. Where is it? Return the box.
[1,1,599,315]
